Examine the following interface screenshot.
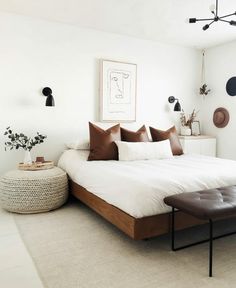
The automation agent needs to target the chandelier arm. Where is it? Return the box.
[189,0,235,30]
[202,20,215,31]
[208,20,216,26]
[195,18,215,22]
[219,19,231,23]
[220,12,236,19]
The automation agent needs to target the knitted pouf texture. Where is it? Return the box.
[0,167,68,213]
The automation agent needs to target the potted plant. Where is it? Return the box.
[199,84,211,96]
[180,109,198,136]
[4,127,47,164]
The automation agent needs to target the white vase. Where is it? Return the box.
[24,150,32,165]
[180,126,192,136]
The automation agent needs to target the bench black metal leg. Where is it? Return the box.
[171,207,214,277]
[170,207,236,277]
[209,219,213,277]
[171,207,175,251]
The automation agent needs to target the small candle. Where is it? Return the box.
[36,157,45,163]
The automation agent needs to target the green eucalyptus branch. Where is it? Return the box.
[4,127,47,152]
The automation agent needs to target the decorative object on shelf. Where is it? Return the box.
[191,121,201,136]
[4,127,47,165]
[24,150,32,165]
[36,156,45,163]
[180,109,199,136]
[189,0,236,31]
[180,109,198,127]
[180,126,192,136]
[168,96,181,112]
[18,161,54,171]
[226,77,236,96]
[42,87,55,106]
[100,59,137,122]
[213,107,230,128]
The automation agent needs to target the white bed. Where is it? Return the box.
[58,150,236,219]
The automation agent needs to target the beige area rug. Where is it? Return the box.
[13,199,236,288]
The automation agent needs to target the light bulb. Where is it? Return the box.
[209,4,216,13]
[203,24,210,31]
[189,18,197,23]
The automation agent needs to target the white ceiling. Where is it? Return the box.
[0,0,236,49]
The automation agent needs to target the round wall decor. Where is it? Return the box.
[226,77,236,96]
[213,107,230,128]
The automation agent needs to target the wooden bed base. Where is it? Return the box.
[70,180,207,240]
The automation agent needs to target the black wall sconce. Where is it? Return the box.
[168,96,181,112]
[42,87,55,106]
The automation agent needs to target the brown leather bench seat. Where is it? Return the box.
[164,186,236,220]
[164,185,236,277]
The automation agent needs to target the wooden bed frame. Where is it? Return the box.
[70,181,207,240]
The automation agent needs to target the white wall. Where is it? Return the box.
[201,41,236,160]
[0,12,200,175]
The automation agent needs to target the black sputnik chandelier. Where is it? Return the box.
[189,0,236,30]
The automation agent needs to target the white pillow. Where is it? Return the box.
[115,140,173,161]
[66,140,90,150]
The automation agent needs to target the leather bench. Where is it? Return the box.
[164,186,236,277]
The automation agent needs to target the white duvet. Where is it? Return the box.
[58,150,236,218]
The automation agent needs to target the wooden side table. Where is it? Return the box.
[179,135,216,157]
[0,167,68,214]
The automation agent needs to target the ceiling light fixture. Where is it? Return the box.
[189,0,236,31]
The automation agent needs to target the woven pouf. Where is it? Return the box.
[0,167,68,214]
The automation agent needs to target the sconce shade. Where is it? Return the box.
[174,101,181,112]
[42,87,55,107]
[45,95,55,106]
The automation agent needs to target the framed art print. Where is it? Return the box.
[191,121,201,136]
[100,59,137,122]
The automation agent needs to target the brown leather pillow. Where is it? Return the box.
[121,125,149,142]
[88,122,121,161]
[149,126,183,156]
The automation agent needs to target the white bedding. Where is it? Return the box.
[58,150,236,218]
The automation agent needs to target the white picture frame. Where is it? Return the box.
[191,121,201,136]
[100,59,137,122]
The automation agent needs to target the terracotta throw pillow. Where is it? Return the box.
[149,126,183,156]
[88,122,121,161]
[121,125,149,142]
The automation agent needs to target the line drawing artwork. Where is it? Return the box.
[107,69,131,105]
[100,60,136,122]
